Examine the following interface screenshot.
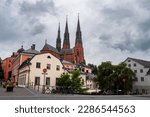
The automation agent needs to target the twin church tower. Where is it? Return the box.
[41,16,85,64]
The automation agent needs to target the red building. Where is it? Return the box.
[41,17,85,65]
[2,53,17,81]
[11,44,40,83]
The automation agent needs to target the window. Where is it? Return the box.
[47,56,51,59]
[133,63,136,67]
[134,70,137,73]
[56,65,60,71]
[86,70,89,73]
[46,77,50,85]
[128,64,131,67]
[141,77,144,82]
[56,78,60,86]
[128,60,131,62]
[82,68,84,72]
[135,77,138,81]
[8,64,11,68]
[140,69,143,73]
[47,64,51,70]
[35,77,40,85]
[36,62,41,68]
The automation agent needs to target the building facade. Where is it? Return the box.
[124,57,150,94]
[2,57,13,81]
[41,17,85,65]
[18,53,65,91]
[12,44,40,84]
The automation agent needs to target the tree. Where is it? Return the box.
[88,63,98,75]
[96,62,135,94]
[96,61,114,90]
[57,70,84,93]
[0,60,4,81]
[113,63,135,93]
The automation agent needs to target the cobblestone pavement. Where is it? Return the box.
[0,86,150,100]
[0,86,38,97]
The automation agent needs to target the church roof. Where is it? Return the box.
[60,49,73,54]
[42,43,60,54]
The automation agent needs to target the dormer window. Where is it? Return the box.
[47,56,51,59]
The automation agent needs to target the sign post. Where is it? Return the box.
[42,68,47,94]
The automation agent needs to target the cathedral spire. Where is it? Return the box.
[75,14,82,47]
[77,13,81,32]
[63,15,70,49]
[65,16,69,34]
[56,22,61,51]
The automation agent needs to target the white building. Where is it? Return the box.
[124,57,150,94]
[18,53,65,91]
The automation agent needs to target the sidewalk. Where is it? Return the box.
[0,86,37,97]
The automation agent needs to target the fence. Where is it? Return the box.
[29,84,76,94]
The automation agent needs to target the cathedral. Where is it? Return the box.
[41,16,85,64]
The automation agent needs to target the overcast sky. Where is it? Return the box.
[0,0,150,65]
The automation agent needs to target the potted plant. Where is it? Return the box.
[6,80,14,92]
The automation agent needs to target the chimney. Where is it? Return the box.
[31,44,35,50]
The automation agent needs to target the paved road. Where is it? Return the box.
[0,87,150,100]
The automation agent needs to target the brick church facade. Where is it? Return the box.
[41,17,85,64]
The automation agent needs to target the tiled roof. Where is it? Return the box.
[61,60,74,64]
[60,49,73,54]
[128,57,150,68]
[22,49,40,54]
[147,69,150,75]
[42,43,60,54]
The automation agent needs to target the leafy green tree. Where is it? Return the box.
[57,70,84,93]
[96,62,135,94]
[113,63,135,93]
[96,61,114,90]
[0,60,4,80]
[88,63,98,75]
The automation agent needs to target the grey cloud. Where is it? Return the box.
[91,0,150,52]
[30,23,46,36]
[0,8,20,42]
[138,0,150,10]
[102,7,133,21]
[20,0,56,16]
[138,19,150,32]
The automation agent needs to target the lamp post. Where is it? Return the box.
[42,68,47,94]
